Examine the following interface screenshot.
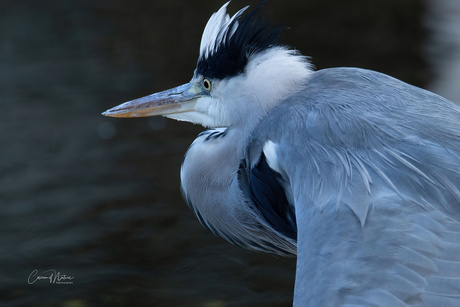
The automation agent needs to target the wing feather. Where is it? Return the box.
[247,67,460,306]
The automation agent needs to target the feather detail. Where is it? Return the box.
[196,2,285,80]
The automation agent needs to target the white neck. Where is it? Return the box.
[210,47,314,129]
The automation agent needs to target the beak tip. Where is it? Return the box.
[102,108,119,117]
[102,83,197,118]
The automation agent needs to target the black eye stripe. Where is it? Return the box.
[196,4,284,80]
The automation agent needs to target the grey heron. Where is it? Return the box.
[103,2,460,306]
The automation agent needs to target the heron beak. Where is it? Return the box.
[102,83,203,118]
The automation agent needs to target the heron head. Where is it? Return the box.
[103,2,312,128]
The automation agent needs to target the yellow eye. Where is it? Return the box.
[203,78,212,91]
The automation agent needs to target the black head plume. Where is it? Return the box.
[196,2,286,80]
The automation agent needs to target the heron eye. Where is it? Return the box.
[203,78,212,91]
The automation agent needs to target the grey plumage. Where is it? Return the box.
[178,67,460,305]
[104,3,460,306]
[246,67,460,305]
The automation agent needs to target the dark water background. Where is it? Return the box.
[1,0,458,306]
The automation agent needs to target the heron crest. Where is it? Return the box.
[196,1,285,80]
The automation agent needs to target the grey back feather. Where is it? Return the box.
[249,67,460,224]
[248,67,460,306]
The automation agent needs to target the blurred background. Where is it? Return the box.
[1,0,459,306]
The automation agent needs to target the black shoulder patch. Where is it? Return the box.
[240,154,297,240]
[196,2,285,80]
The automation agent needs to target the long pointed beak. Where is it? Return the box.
[102,83,202,118]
